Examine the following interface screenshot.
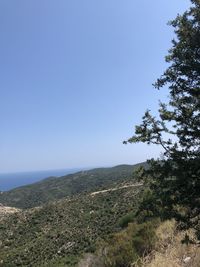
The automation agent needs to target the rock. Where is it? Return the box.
[183,256,191,263]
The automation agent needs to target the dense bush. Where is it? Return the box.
[118,212,136,229]
[97,219,159,267]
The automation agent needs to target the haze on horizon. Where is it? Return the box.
[0,0,190,173]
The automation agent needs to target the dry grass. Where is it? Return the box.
[134,220,200,267]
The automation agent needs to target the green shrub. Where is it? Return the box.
[103,231,138,267]
[118,212,135,228]
[129,220,159,256]
[98,219,159,267]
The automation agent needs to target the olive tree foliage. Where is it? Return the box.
[125,0,200,232]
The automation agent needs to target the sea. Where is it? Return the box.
[0,168,82,192]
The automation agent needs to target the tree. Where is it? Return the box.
[125,0,200,233]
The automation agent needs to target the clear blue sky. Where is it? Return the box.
[0,0,190,173]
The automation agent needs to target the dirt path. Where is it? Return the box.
[90,183,143,196]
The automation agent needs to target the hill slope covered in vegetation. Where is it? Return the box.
[0,163,146,209]
[0,181,143,267]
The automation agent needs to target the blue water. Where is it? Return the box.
[0,168,82,191]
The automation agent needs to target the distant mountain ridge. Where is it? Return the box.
[0,162,146,209]
[0,168,82,191]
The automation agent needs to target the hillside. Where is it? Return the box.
[78,220,200,267]
[0,163,146,209]
[0,181,143,267]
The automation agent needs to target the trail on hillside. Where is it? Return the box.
[90,183,143,196]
